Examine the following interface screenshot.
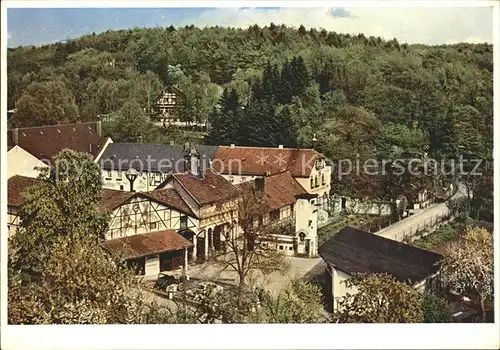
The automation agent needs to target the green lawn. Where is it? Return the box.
[317,213,393,246]
[411,219,493,251]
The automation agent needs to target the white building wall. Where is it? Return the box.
[7,146,49,179]
[222,174,258,185]
[101,170,169,192]
[329,264,432,311]
[262,234,295,256]
[295,164,331,198]
[295,196,318,257]
[145,256,160,276]
[331,197,397,216]
[331,267,356,310]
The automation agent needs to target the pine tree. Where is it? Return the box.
[290,56,310,97]
[206,88,244,145]
[279,59,294,104]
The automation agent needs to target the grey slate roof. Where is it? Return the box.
[318,226,442,284]
[98,143,219,173]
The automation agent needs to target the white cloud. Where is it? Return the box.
[445,36,491,45]
[175,7,493,45]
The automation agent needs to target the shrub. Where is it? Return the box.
[422,294,453,323]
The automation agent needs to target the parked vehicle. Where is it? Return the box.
[155,272,185,292]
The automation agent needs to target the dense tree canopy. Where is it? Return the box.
[12,80,79,127]
[333,273,425,323]
[7,25,492,162]
[439,227,494,321]
[7,25,493,205]
[9,150,109,278]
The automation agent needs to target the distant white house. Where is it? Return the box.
[328,196,401,216]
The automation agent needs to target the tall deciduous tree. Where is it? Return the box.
[319,105,381,160]
[9,150,109,278]
[439,227,493,321]
[13,80,79,127]
[9,233,160,324]
[214,184,290,305]
[107,99,152,142]
[8,149,172,324]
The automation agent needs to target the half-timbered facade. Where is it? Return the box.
[7,175,38,237]
[156,165,240,261]
[7,177,199,275]
[155,86,185,119]
[100,189,197,240]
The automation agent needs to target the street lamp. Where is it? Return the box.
[125,168,139,192]
[312,134,317,149]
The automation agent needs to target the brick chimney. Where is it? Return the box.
[96,120,102,137]
[189,147,200,177]
[12,128,19,145]
[255,176,266,200]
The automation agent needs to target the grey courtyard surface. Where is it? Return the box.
[187,255,325,295]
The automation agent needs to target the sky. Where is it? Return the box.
[6,6,494,47]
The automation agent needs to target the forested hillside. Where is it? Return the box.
[7,24,493,160]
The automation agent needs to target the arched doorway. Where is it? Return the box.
[296,231,307,255]
[213,225,223,252]
[196,229,206,262]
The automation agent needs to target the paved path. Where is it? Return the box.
[376,184,466,241]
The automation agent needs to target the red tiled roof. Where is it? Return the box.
[144,188,196,217]
[99,188,195,217]
[262,171,309,211]
[7,175,38,207]
[101,230,193,260]
[237,171,308,213]
[8,177,195,218]
[173,169,240,205]
[7,122,107,161]
[98,189,136,212]
[212,146,323,178]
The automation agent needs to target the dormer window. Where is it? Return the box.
[310,178,314,189]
